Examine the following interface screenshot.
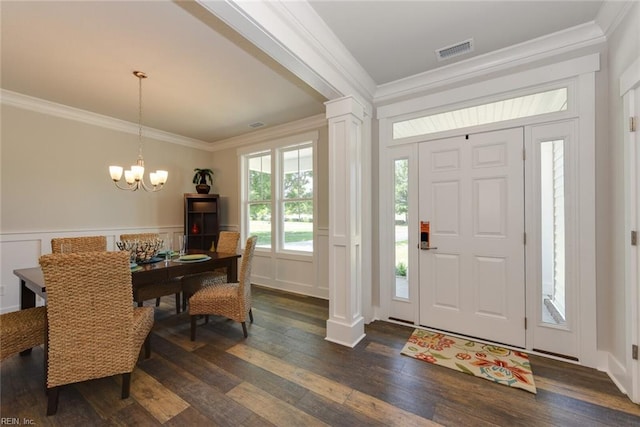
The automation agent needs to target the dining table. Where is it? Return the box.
[14,250,241,314]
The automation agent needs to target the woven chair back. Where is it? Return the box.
[51,236,106,254]
[120,233,159,242]
[215,231,240,254]
[238,236,258,299]
[39,251,135,388]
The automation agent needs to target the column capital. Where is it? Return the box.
[325,96,365,121]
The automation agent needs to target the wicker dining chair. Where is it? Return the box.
[119,233,160,242]
[0,306,47,361]
[51,235,106,253]
[189,235,257,340]
[210,231,241,254]
[208,231,241,282]
[182,231,241,307]
[119,233,182,313]
[39,251,154,416]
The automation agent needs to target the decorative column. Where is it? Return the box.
[325,96,366,347]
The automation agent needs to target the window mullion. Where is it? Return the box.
[273,148,280,253]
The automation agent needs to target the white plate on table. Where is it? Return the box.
[175,254,211,263]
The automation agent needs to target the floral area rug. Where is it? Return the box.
[401,329,536,394]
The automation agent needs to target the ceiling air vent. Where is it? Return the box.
[436,38,474,61]
[248,121,265,129]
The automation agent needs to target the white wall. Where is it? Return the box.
[605,1,640,370]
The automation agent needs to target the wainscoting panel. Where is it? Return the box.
[276,257,315,294]
[248,228,328,300]
[0,226,183,313]
[251,252,275,286]
[0,238,44,311]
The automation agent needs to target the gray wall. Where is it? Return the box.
[1,105,208,233]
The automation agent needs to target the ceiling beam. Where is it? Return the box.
[196,0,375,115]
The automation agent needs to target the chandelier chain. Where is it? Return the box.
[137,72,144,160]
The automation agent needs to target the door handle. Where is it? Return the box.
[417,244,438,251]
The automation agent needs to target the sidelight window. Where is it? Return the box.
[540,139,566,325]
[394,159,409,299]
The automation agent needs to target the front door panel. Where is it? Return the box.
[419,128,525,347]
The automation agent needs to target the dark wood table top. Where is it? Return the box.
[14,250,241,298]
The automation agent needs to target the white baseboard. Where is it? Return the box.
[605,350,630,398]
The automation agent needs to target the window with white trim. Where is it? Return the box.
[241,134,315,254]
[247,152,272,248]
[281,145,313,252]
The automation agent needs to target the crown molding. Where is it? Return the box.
[377,53,600,120]
[210,113,326,152]
[0,89,326,153]
[374,21,606,104]
[595,0,635,37]
[1,89,212,150]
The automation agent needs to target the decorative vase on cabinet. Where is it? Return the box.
[184,194,219,251]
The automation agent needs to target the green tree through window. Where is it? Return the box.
[282,146,313,251]
[248,154,272,248]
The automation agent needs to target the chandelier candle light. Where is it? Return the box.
[109,71,168,192]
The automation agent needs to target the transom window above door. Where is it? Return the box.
[392,87,568,140]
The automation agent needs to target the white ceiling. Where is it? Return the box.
[1,1,605,145]
[309,1,604,85]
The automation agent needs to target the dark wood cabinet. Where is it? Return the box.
[184,193,219,251]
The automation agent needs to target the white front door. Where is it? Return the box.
[418,128,526,347]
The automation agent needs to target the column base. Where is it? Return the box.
[325,317,366,347]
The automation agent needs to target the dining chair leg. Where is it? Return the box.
[242,322,248,338]
[121,372,131,399]
[44,316,49,392]
[46,387,59,416]
[249,309,254,323]
[144,335,151,359]
[190,316,197,341]
[174,292,181,314]
[155,298,161,307]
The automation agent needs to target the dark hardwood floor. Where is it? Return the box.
[2,286,639,426]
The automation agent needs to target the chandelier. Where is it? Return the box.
[109,71,168,192]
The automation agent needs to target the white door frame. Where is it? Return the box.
[620,56,640,403]
[377,54,599,367]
